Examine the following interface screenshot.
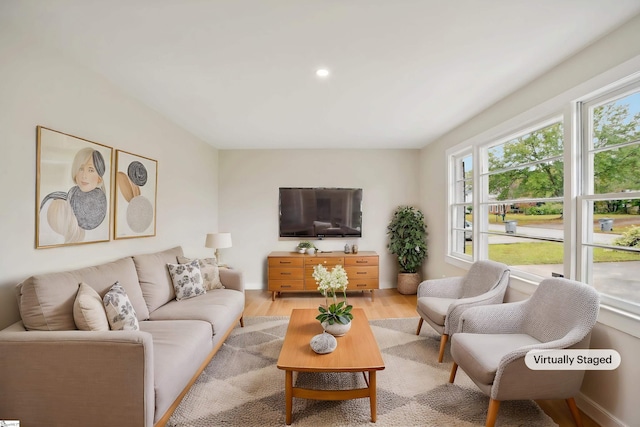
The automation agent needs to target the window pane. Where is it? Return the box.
[592,91,640,150]
[488,122,563,171]
[589,247,640,310]
[488,235,564,278]
[489,161,564,200]
[593,145,640,193]
[487,203,564,238]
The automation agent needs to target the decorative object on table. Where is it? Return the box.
[309,331,338,354]
[297,240,316,254]
[312,264,353,336]
[36,126,113,248]
[352,244,358,254]
[387,205,428,295]
[205,233,232,266]
[344,243,351,253]
[114,149,157,239]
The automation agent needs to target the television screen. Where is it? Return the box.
[279,187,362,238]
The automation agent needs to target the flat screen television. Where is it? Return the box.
[279,187,363,238]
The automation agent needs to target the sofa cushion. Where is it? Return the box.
[17,257,149,331]
[167,260,206,300]
[417,297,455,327]
[178,256,224,290]
[149,289,244,337]
[133,246,184,313]
[103,282,140,331]
[451,333,541,385]
[73,282,109,331]
[139,320,213,423]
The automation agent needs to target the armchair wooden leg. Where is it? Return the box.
[566,397,584,427]
[449,362,458,383]
[239,316,244,327]
[486,398,500,427]
[416,318,424,335]
[438,334,448,363]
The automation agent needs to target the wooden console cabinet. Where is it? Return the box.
[268,251,379,301]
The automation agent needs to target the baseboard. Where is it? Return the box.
[577,393,628,427]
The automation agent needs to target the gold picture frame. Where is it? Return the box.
[114,150,158,239]
[36,126,113,248]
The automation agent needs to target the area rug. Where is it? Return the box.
[168,316,558,426]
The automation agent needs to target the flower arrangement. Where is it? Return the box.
[312,264,353,325]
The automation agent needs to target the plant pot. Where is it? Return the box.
[321,320,352,337]
[397,272,421,295]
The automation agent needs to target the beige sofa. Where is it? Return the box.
[0,246,245,427]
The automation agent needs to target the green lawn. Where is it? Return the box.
[465,242,640,265]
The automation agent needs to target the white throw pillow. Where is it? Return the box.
[103,282,139,331]
[73,282,109,331]
[177,256,224,290]
[167,259,207,300]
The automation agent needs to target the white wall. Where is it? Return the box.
[218,149,420,290]
[0,32,219,329]
[419,14,640,427]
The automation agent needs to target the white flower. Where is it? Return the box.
[313,264,349,295]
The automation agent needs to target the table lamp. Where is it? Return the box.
[205,233,232,265]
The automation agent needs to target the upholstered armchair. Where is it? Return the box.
[416,260,510,362]
[449,277,600,427]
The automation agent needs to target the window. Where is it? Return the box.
[450,151,473,259]
[580,85,640,314]
[481,119,565,280]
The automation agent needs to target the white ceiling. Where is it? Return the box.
[3,1,640,149]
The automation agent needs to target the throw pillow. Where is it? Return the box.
[177,256,224,290]
[103,282,140,331]
[73,282,109,331]
[167,259,207,300]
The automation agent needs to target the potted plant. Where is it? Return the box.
[312,264,353,336]
[387,206,428,294]
[297,240,316,254]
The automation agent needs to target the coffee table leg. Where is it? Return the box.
[369,370,377,422]
[285,370,293,425]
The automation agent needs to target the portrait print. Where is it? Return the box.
[114,150,157,239]
[36,126,113,248]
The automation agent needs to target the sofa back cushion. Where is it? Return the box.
[133,246,184,313]
[17,257,149,331]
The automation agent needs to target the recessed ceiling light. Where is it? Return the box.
[316,68,330,78]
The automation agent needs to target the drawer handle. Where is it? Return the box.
[356,260,367,263]
[281,272,291,275]
[356,284,367,287]
[357,272,366,275]
[280,261,292,264]
[281,285,291,288]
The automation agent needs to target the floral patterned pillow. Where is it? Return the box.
[103,282,139,331]
[167,259,206,300]
[177,256,224,290]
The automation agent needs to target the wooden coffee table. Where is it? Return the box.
[277,308,385,424]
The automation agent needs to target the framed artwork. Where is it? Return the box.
[114,150,157,239]
[36,126,113,248]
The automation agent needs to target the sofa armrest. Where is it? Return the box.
[0,325,155,427]
[219,267,244,292]
[417,276,464,299]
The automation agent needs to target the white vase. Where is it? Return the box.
[321,320,352,337]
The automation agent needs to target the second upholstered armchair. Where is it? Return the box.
[416,260,510,362]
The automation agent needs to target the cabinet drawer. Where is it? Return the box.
[269,267,304,280]
[269,280,304,291]
[345,266,378,279]
[348,279,378,290]
[305,256,344,267]
[345,256,379,266]
[268,257,303,267]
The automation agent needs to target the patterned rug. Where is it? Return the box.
[168,316,558,426]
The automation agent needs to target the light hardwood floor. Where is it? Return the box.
[244,288,600,427]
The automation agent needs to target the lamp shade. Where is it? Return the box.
[205,233,232,249]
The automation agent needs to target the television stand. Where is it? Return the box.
[267,251,379,301]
